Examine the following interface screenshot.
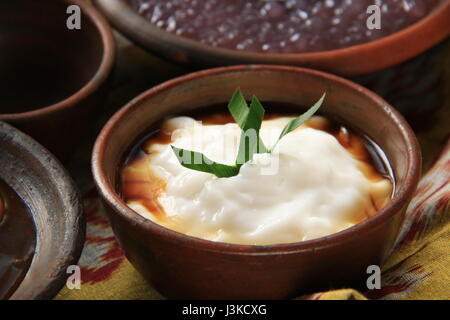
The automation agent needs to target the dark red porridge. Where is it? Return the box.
[128,0,443,53]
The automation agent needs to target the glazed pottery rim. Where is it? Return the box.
[0,121,85,300]
[93,0,449,73]
[0,0,115,120]
[92,65,421,254]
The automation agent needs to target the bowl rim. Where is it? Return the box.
[93,0,450,75]
[92,64,421,254]
[0,120,85,300]
[0,0,115,120]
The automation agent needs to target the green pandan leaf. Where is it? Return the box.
[171,146,239,178]
[271,93,326,151]
[236,96,266,166]
[171,89,326,178]
[228,88,268,154]
[227,88,249,128]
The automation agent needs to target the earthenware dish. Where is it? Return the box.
[92,65,421,299]
[0,0,115,159]
[93,0,450,76]
[0,121,85,300]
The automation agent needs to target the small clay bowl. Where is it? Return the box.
[93,0,450,77]
[0,0,115,160]
[92,65,421,299]
[0,121,84,300]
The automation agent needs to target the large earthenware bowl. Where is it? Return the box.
[0,0,115,160]
[92,65,421,299]
[0,121,85,300]
[93,0,449,76]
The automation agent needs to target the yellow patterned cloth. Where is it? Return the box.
[56,34,450,300]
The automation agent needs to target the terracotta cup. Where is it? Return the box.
[0,121,85,300]
[92,65,421,299]
[0,0,115,160]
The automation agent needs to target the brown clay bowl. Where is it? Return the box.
[0,121,85,300]
[0,0,115,160]
[93,0,450,77]
[92,65,421,299]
